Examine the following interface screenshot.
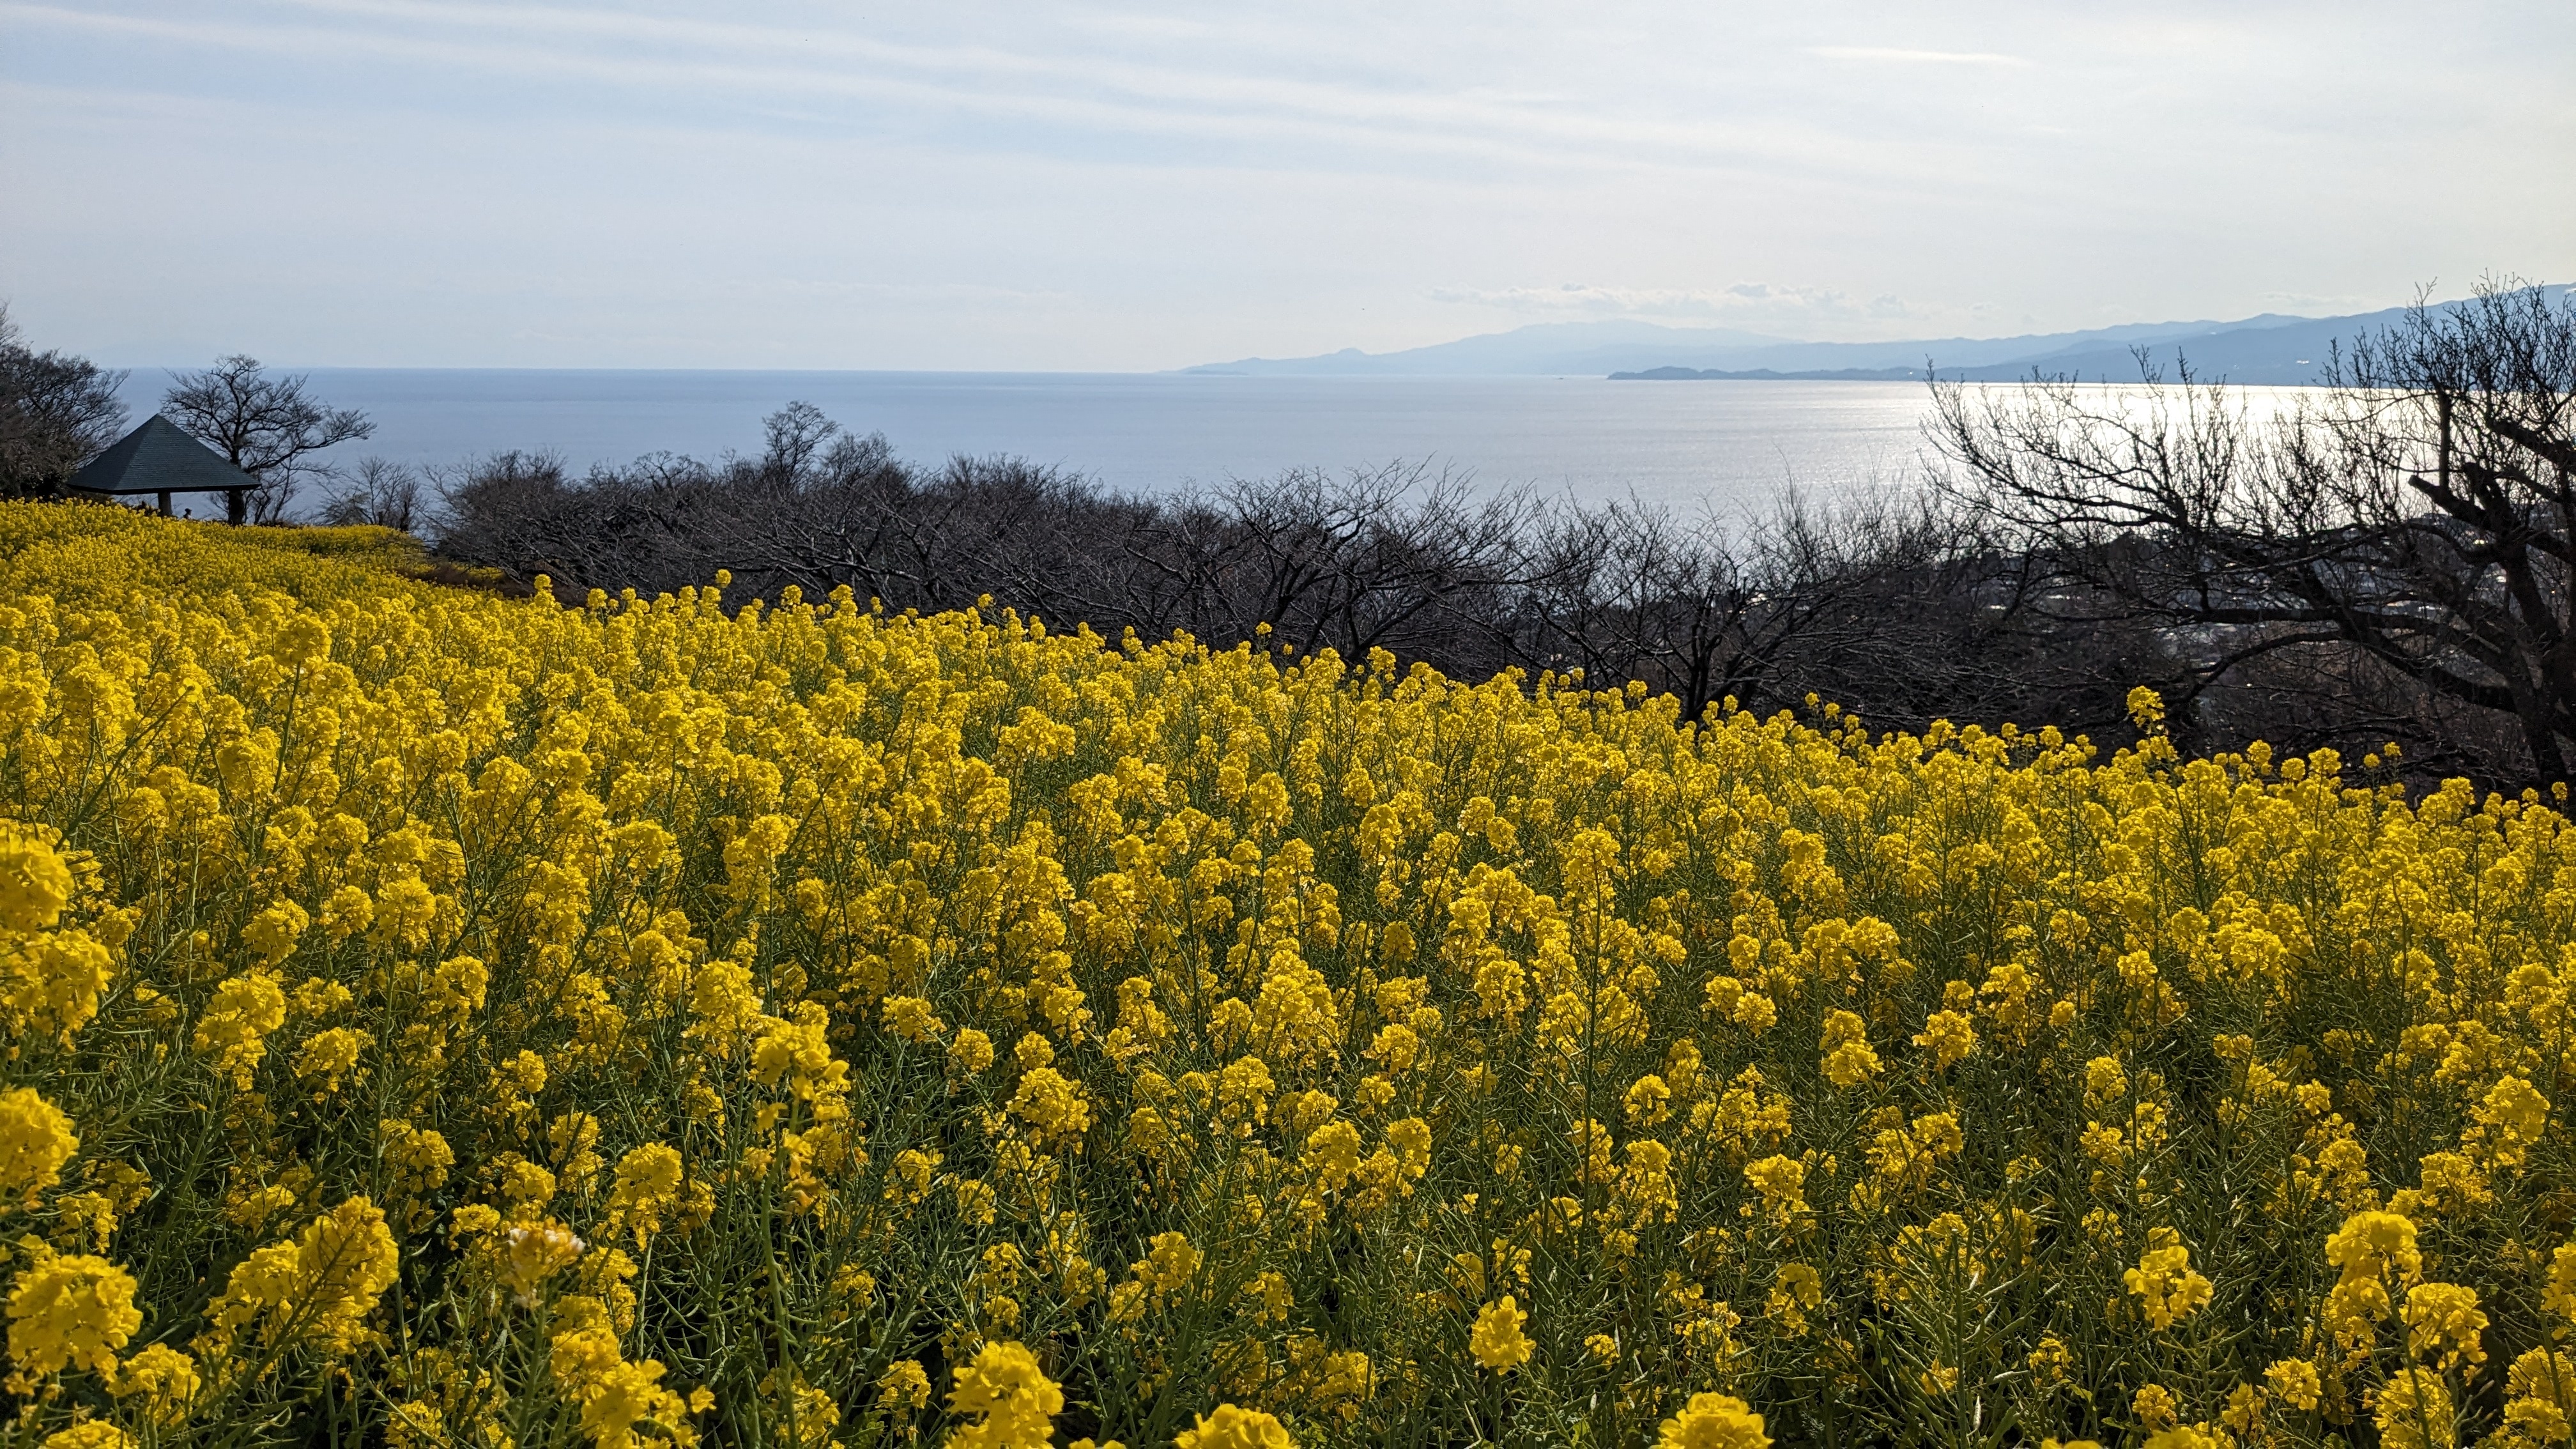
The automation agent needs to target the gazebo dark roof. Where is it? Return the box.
[69,417,257,500]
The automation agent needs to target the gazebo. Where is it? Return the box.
[68,416,260,524]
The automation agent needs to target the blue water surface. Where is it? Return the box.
[113,370,1946,515]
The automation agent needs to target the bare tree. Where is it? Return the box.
[760,401,839,482]
[319,457,424,530]
[428,450,601,585]
[0,304,128,496]
[1499,485,2158,731]
[1182,465,1542,663]
[1934,277,2576,782]
[162,355,372,523]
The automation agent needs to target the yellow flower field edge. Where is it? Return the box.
[0,502,432,610]
[3,500,2576,1447]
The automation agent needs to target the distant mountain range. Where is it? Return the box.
[1181,289,2567,385]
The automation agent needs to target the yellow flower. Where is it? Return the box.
[1008,1066,1094,1146]
[607,1143,685,1242]
[878,1358,931,1410]
[40,502,2576,1438]
[2132,1383,2178,1429]
[760,1366,839,1449]
[551,1314,703,1449]
[1656,1391,1770,1448]
[380,1118,454,1204]
[947,1340,1062,1449]
[191,970,288,1089]
[551,1324,627,1398]
[1305,1119,1362,1191]
[108,1341,201,1424]
[291,1027,371,1096]
[1767,1262,1823,1335]
[950,1028,997,1075]
[1470,1295,1533,1372]
[1743,1154,1809,1225]
[40,1425,134,1449]
[2126,685,2166,730]
[2402,1282,2488,1374]
[2083,1055,2128,1107]
[1819,1011,1882,1087]
[2327,1211,2421,1287]
[2474,1076,2552,1167]
[240,900,308,967]
[579,1358,700,1449]
[2326,1275,2395,1347]
[2546,1243,2576,1322]
[197,1196,399,1358]
[0,822,73,931]
[272,613,332,668]
[1910,1112,1963,1158]
[751,1005,848,1101]
[1175,1404,1294,1449]
[881,995,943,1041]
[6,1250,141,1382]
[0,1086,78,1208]
[502,1158,557,1208]
[2140,1430,2228,1449]
[2265,1357,2322,1411]
[2375,1366,2455,1449]
[2221,1382,2262,1438]
[2122,1230,2214,1330]
[2506,1347,2576,1444]
[1625,1073,1673,1126]
[1911,1009,1976,1068]
[498,1222,587,1306]
[1133,1231,1202,1303]
[4,928,113,1041]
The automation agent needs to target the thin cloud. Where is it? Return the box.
[1807,45,2031,67]
[0,1,2025,192]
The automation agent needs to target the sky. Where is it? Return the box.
[3,1,2571,372]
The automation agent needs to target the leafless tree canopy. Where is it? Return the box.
[162,355,374,524]
[1935,277,2576,783]
[319,456,425,532]
[0,304,128,495]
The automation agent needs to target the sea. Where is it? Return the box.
[111,370,1949,516]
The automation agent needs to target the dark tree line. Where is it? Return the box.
[430,407,2161,746]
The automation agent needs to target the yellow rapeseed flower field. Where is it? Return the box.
[6,499,2576,1448]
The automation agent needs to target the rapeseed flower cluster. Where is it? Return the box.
[8,500,2576,1444]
